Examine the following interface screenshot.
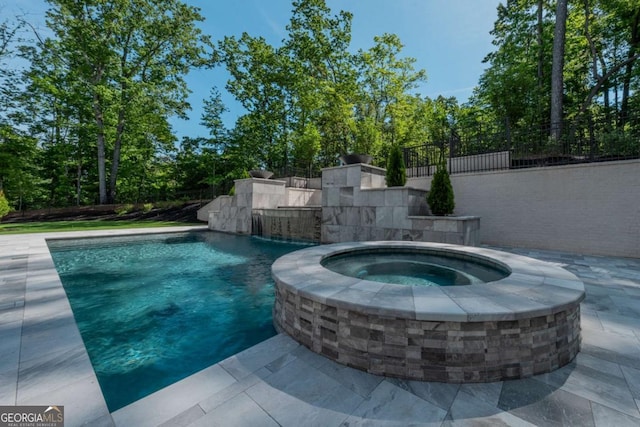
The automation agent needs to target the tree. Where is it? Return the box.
[356,33,427,157]
[550,0,568,139]
[44,0,215,204]
[0,190,10,218]
[427,167,455,216]
[385,144,406,187]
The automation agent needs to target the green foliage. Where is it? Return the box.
[115,204,134,216]
[43,0,216,204]
[0,190,11,218]
[427,167,455,216]
[385,144,406,187]
[228,185,235,196]
[142,203,154,213]
[292,122,321,169]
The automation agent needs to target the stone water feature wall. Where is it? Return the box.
[207,178,286,234]
[200,163,480,246]
[252,207,321,242]
[321,163,480,245]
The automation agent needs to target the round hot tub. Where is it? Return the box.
[272,241,585,383]
[322,248,510,287]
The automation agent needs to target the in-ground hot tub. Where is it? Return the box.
[272,241,585,383]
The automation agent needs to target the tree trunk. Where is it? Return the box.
[76,162,82,206]
[620,9,640,125]
[550,0,568,140]
[537,0,545,89]
[93,92,108,205]
[108,107,126,204]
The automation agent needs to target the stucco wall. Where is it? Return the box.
[408,159,640,258]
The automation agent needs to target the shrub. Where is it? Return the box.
[427,167,455,215]
[385,144,406,187]
[0,190,11,219]
[228,185,235,196]
[115,203,134,215]
[142,203,154,213]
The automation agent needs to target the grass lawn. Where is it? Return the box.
[0,220,201,234]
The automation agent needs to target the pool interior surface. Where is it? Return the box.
[322,250,510,286]
[48,232,312,411]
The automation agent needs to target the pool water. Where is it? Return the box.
[322,250,509,286]
[48,232,311,411]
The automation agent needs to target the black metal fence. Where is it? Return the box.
[403,114,640,177]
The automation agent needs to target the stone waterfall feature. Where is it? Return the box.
[252,208,321,242]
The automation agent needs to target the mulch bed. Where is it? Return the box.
[2,202,206,224]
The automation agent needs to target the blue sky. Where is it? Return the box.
[7,0,502,139]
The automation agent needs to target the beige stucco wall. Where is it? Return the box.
[408,159,640,258]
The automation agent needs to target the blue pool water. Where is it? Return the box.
[48,231,311,411]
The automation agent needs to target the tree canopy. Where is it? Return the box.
[0,0,638,211]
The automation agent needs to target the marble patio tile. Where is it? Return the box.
[620,364,640,400]
[341,380,447,427]
[459,382,504,408]
[597,311,640,336]
[187,393,277,427]
[609,295,640,316]
[313,355,384,399]
[573,352,625,378]
[218,334,299,381]
[581,326,640,359]
[21,374,112,427]
[0,319,22,371]
[581,309,604,331]
[245,358,363,427]
[0,369,18,406]
[19,315,83,364]
[498,377,595,427]
[591,402,640,427]
[158,405,205,427]
[288,344,332,369]
[198,367,270,414]
[580,342,640,370]
[535,360,640,418]
[387,377,460,410]
[17,344,95,403]
[443,390,535,427]
[111,364,237,427]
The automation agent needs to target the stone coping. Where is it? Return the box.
[271,241,585,322]
[322,163,387,175]
[406,215,480,221]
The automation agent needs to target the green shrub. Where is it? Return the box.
[115,203,134,215]
[142,203,154,213]
[386,144,406,187]
[427,167,455,215]
[228,185,235,196]
[0,190,11,219]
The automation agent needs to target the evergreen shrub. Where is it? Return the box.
[427,167,455,215]
[0,190,11,218]
[386,144,406,187]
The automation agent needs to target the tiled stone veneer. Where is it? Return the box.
[208,178,286,234]
[252,207,321,242]
[272,241,585,383]
[321,164,480,245]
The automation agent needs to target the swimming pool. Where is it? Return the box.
[48,231,311,411]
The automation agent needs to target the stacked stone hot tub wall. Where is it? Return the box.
[272,242,585,383]
[274,289,581,382]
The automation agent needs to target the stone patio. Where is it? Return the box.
[1,227,639,426]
